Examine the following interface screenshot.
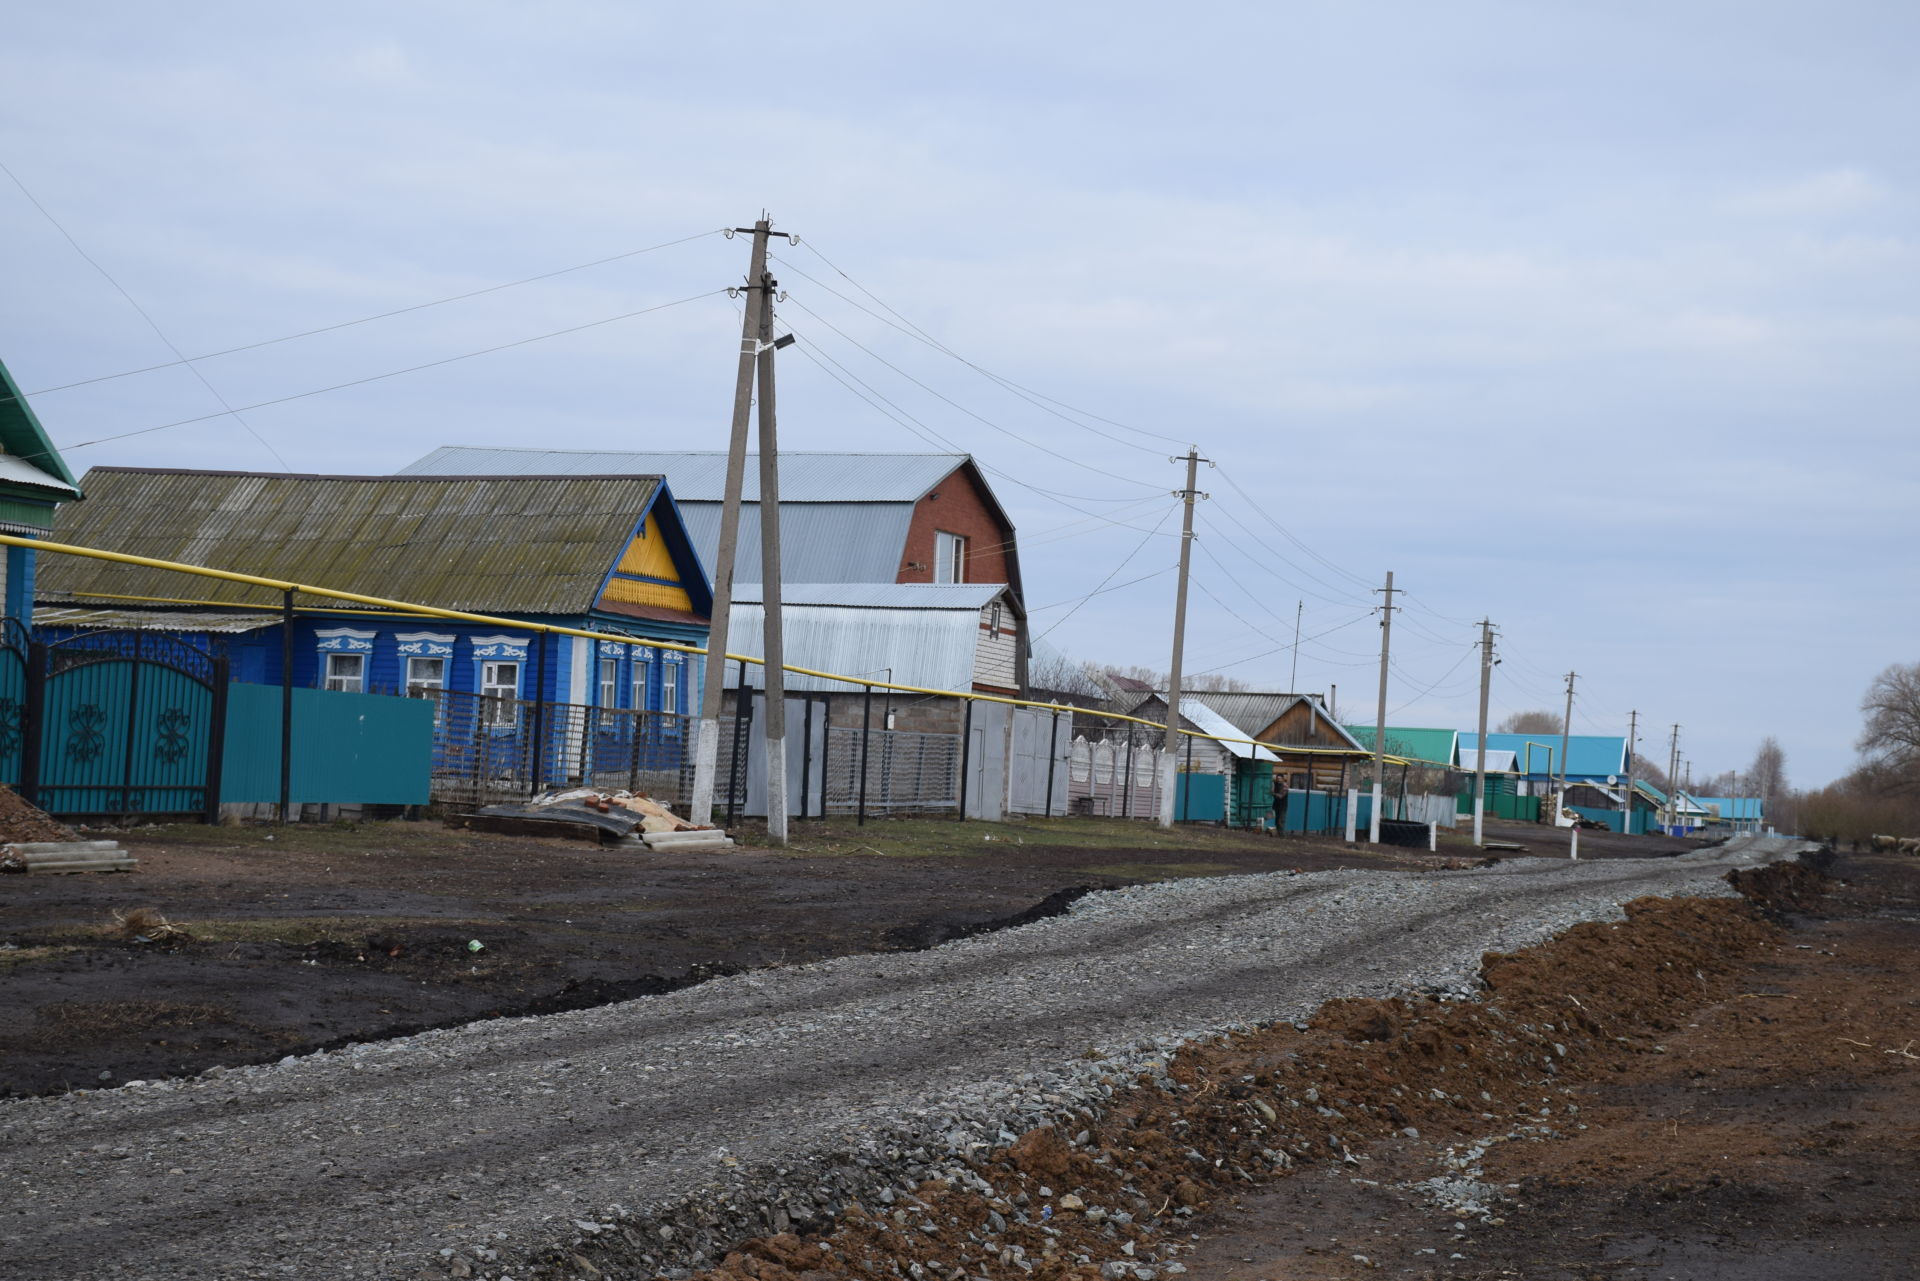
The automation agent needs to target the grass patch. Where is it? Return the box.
[0,944,79,970]
[122,819,470,855]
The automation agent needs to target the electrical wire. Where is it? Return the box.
[53,288,732,454]
[1028,565,1177,617]
[787,240,1188,447]
[1031,503,1179,640]
[17,228,726,398]
[784,294,1163,493]
[2,157,291,469]
[1185,611,1374,678]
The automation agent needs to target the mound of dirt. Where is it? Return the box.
[653,876,1823,1281]
[0,786,77,846]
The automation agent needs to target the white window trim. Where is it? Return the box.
[480,659,521,727]
[324,651,366,693]
[933,530,967,584]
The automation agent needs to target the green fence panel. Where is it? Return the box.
[222,684,432,805]
[1173,771,1226,822]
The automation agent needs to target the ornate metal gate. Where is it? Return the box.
[21,630,228,820]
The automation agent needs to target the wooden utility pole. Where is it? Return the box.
[1623,709,1638,835]
[1369,570,1398,843]
[1288,600,1303,693]
[690,218,775,827]
[1557,671,1577,822]
[1665,723,1682,831]
[1472,618,1494,847]
[754,257,792,845]
[1157,447,1207,829]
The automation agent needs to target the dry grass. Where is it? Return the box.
[110,907,191,943]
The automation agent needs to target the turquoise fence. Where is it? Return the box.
[1173,772,1226,822]
[221,683,433,806]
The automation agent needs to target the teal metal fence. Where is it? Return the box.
[221,683,432,806]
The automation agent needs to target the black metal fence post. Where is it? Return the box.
[817,695,831,817]
[799,694,814,820]
[203,657,229,824]
[119,630,145,819]
[727,658,750,827]
[279,590,294,823]
[528,631,549,797]
[957,698,972,821]
[857,683,872,826]
[1121,734,1135,819]
[1043,708,1059,818]
[20,640,46,807]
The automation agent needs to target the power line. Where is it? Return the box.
[787,239,1188,448]
[2,156,291,469]
[54,288,731,453]
[783,294,1162,493]
[1387,642,1479,717]
[17,228,726,398]
[1028,565,1178,617]
[1185,611,1374,677]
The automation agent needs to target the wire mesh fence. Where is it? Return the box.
[425,690,693,809]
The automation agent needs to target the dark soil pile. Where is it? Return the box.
[0,785,78,845]
[655,871,1818,1281]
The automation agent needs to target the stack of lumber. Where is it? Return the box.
[0,840,137,874]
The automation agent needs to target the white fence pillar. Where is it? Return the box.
[1345,788,1359,842]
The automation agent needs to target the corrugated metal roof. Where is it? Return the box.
[1459,748,1518,772]
[1342,725,1459,765]
[0,357,81,492]
[1692,796,1762,820]
[725,600,981,692]
[1458,732,1627,777]
[679,502,914,582]
[0,453,78,495]
[40,468,666,615]
[1179,699,1277,760]
[400,446,966,502]
[34,607,280,634]
[1191,692,1366,752]
[733,582,1005,609]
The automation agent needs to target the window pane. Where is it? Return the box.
[406,656,445,694]
[325,653,365,694]
[661,662,679,714]
[599,657,618,708]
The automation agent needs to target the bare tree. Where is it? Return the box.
[1858,662,1920,792]
[1747,736,1788,805]
[1497,709,1563,735]
[1027,642,1105,699]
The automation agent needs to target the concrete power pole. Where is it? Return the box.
[753,259,793,845]
[1156,447,1208,830]
[1557,671,1577,822]
[1472,619,1494,847]
[1369,570,1399,843]
[1623,709,1638,835]
[1288,600,1303,693]
[690,218,775,828]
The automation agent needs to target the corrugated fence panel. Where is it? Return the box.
[222,683,433,805]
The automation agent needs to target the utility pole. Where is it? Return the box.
[690,217,776,828]
[1472,619,1494,847]
[753,256,794,845]
[1623,709,1638,835]
[1665,723,1682,831]
[1557,671,1577,823]
[1288,600,1303,693]
[1369,570,1399,843]
[1157,447,1208,829]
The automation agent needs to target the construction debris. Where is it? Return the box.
[451,789,728,847]
[1,840,136,874]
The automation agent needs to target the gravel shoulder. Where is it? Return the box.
[0,837,1809,1281]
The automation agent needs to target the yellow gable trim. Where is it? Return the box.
[601,513,694,612]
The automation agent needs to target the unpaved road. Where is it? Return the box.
[0,839,1805,1281]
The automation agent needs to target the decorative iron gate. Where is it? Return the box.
[21,630,228,820]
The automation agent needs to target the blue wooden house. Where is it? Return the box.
[34,468,713,729]
[0,356,84,620]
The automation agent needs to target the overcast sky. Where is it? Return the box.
[3,1,1914,787]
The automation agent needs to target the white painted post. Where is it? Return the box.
[1428,821,1437,852]
[1570,827,1580,860]
[1345,788,1359,842]
[1368,781,1383,843]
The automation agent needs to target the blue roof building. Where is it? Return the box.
[1457,732,1628,782]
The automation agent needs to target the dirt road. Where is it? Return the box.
[0,816,1450,1097]
[0,839,1797,1281]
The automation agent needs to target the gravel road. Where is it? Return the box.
[0,838,1811,1281]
